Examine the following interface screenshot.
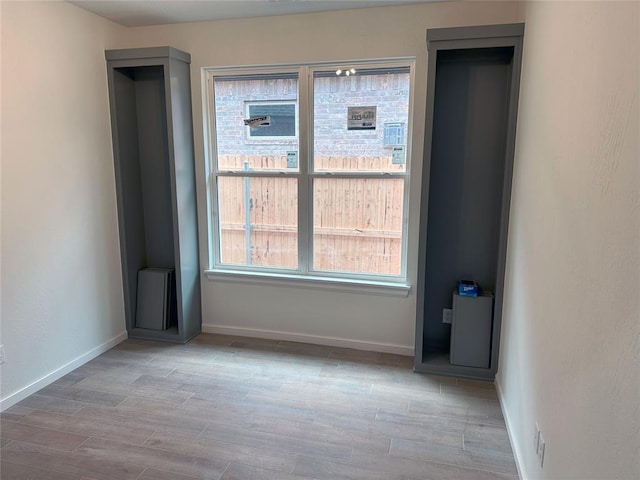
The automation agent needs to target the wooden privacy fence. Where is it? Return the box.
[217,155,405,275]
[218,154,406,172]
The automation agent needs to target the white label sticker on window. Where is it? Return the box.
[287,151,298,168]
[392,145,406,165]
[244,115,271,128]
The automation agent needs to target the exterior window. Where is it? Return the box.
[205,62,412,283]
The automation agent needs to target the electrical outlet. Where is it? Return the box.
[537,431,546,468]
[442,308,453,324]
[0,344,5,365]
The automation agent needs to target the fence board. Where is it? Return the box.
[217,155,403,274]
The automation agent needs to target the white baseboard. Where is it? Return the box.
[201,324,414,357]
[0,331,128,412]
[495,376,527,480]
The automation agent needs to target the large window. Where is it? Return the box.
[204,61,413,285]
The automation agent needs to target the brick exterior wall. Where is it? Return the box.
[213,73,410,159]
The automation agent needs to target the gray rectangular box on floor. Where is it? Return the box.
[450,292,494,368]
[135,268,175,330]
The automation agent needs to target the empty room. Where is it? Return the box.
[1,1,638,479]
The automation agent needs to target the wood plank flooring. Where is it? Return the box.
[1,334,518,479]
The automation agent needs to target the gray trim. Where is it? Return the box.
[414,23,524,380]
[427,23,524,47]
[105,58,170,70]
[490,33,524,375]
[413,36,439,378]
[106,46,191,64]
[106,46,201,344]
[414,359,496,381]
[428,36,522,52]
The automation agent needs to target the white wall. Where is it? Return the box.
[3,2,637,474]
[124,1,524,354]
[0,1,128,408]
[498,2,639,479]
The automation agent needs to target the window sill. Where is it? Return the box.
[204,269,411,297]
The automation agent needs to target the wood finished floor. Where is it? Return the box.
[1,334,518,480]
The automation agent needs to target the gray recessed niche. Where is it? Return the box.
[106,47,201,343]
[414,24,524,380]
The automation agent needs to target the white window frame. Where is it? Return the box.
[202,60,415,296]
[244,100,298,141]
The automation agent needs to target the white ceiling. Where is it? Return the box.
[69,0,438,27]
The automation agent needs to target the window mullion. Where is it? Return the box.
[297,66,311,274]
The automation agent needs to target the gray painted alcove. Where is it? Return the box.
[414,24,524,380]
[106,47,202,343]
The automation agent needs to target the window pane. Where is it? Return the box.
[313,68,410,172]
[214,74,299,172]
[247,103,296,137]
[218,176,298,268]
[313,178,404,275]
